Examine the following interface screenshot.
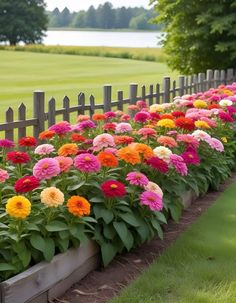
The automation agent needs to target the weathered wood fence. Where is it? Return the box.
[0,68,235,141]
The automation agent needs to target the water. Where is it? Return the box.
[43,30,164,48]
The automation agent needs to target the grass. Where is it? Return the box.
[0,50,176,122]
[110,182,236,303]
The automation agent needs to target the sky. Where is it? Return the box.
[45,0,152,11]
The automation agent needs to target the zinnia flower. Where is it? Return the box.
[0,169,9,183]
[70,134,86,143]
[117,146,141,165]
[144,182,163,198]
[6,196,31,219]
[219,99,233,107]
[92,113,106,121]
[193,100,208,108]
[7,151,30,164]
[33,158,60,180]
[34,144,55,155]
[194,120,210,129]
[54,156,73,172]
[175,117,195,131]
[137,128,157,139]
[104,111,116,120]
[18,136,37,147]
[67,196,91,217]
[171,111,185,118]
[157,119,175,128]
[49,121,71,134]
[58,143,78,156]
[39,130,56,140]
[126,172,149,187]
[115,123,133,133]
[114,135,134,145]
[74,153,101,173]
[170,154,188,176]
[74,120,96,131]
[93,133,115,151]
[97,151,118,168]
[40,187,64,207]
[103,122,117,132]
[130,143,154,160]
[149,104,164,113]
[101,180,126,198]
[0,139,15,148]
[146,157,169,173]
[192,130,211,142]
[140,191,163,211]
[205,137,224,152]
[177,134,199,149]
[14,176,40,193]
[134,111,151,123]
[218,112,234,123]
[181,150,200,165]
[77,114,90,122]
[153,146,172,163]
[157,136,178,148]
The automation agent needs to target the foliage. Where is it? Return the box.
[151,0,236,74]
[0,0,48,45]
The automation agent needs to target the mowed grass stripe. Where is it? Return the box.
[110,182,236,303]
[0,50,177,121]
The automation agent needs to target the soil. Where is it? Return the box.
[52,173,236,303]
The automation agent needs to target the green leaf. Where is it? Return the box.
[57,238,69,252]
[0,263,16,271]
[137,224,150,242]
[90,197,104,203]
[18,248,31,267]
[118,212,140,227]
[154,212,167,224]
[113,221,133,250]
[27,223,40,231]
[0,222,8,229]
[93,206,114,224]
[43,238,55,262]
[169,203,182,222]
[45,221,68,232]
[30,233,45,253]
[82,216,97,223]
[151,219,163,240]
[103,225,116,240]
[67,181,86,191]
[101,243,117,267]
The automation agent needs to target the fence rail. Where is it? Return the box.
[0,68,235,141]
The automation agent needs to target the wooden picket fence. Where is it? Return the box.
[0,68,235,142]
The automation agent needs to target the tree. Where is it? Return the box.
[151,0,236,74]
[97,2,115,29]
[58,7,71,27]
[71,11,87,28]
[0,0,47,45]
[48,8,60,27]
[85,5,97,28]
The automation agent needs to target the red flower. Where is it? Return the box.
[145,157,169,173]
[7,151,30,164]
[171,111,185,118]
[18,136,37,147]
[103,122,117,131]
[101,180,126,198]
[208,104,220,110]
[150,112,160,121]
[114,135,134,145]
[175,117,195,131]
[70,134,86,143]
[14,176,40,193]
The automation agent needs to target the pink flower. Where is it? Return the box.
[136,100,147,109]
[73,120,96,132]
[115,123,133,133]
[120,114,131,122]
[177,134,199,149]
[33,158,60,180]
[49,121,72,135]
[104,147,118,155]
[191,130,211,142]
[199,117,217,128]
[54,156,73,172]
[104,111,116,120]
[144,182,163,198]
[140,191,163,211]
[93,134,115,151]
[205,137,224,152]
[170,154,188,176]
[0,169,9,183]
[0,139,15,148]
[134,111,151,123]
[74,153,101,173]
[181,149,200,165]
[34,144,55,155]
[137,128,157,139]
[126,172,149,187]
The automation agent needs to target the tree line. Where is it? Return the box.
[48,2,161,30]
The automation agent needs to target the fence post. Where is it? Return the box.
[213,70,220,88]
[48,98,56,127]
[220,70,226,85]
[63,96,70,122]
[18,103,26,140]
[226,68,234,84]
[5,107,14,141]
[103,85,112,112]
[198,73,205,92]
[117,91,123,111]
[206,69,213,90]
[129,83,138,117]
[33,91,45,139]
[149,84,154,105]
[78,93,85,115]
[178,76,185,96]
[163,77,170,103]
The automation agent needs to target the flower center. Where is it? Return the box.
[188,154,194,158]
[50,192,56,199]
[23,179,31,184]
[84,156,91,161]
[16,201,23,209]
[111,184,118,189]
[43,163,49,169]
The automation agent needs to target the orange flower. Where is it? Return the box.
[77,114,90,122]
[130,143,154,160]
[70,134,86,143]
[97,151,118,168]
[39,130,56,140]
[114,135,134,145]
[160,113,174,120]
[157,136,178,148]
[67,196,90,217]
[92,113,106,121]
[117,147,141,165]
[58,143,78,156]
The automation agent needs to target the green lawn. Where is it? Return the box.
[0,50,177,122]
[110,182,236,303]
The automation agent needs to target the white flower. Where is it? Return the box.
[219,99,233,107]
[191,130,211,141]
[153,146,172,163]
[144,181,163,198]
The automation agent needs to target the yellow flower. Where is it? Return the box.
[40,187,64,207]
[149,104,164,113]
[157,119,175,128]
[6,196,31,219]
[193,100,207,109]
[194,120,210,129]
[221,137,227,143]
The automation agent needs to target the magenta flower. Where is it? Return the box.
[218,111,234,123]
[33,158,60,180]
[205,137,224,152]
[0,139,15,148]
[74,153,101,173]
[93,133,115,151]
[181,149,200,165]
[170,154,188,176]
[146,157,169,174]
[104,111,116,120]
[126,172,149,187]
[0,169,9,183]
[140,191,163,211]
[134,111,151,123]
[34,144,55,155]
[73,120,96,132]
[49,121,72,135]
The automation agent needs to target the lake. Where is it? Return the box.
[43,30,164,48]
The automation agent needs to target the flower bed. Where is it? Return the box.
[1,83,236,284]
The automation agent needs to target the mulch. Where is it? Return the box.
[53,173,236,303]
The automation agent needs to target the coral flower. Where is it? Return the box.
[114,135,134,145]
[70,134,86,143]
[0,139,15,148]
[49,121,72,135]
[93,133,115,151]
[6,196,31,219]
[153,146,172,163]
[101,180,126,198]
[175,117,195,131]
[146,157,169,173]
[34,144,55,155]
[67,196,91,217]
[7,151,30,164]
[193,100,208,109]
[177,134,199,148]
[0,169,9,183]
[115,123,133,133]
[18,136,37,147]
[92,113,106,121]
[117,146,141,165]
[126,172,149,187]
[54,156,73,172]
[137,128,157,139]
[157,136,178,148]
[157,119,175,128]
[97,151,118,168]
[144,181,163,198]
[40,187,64,207]
[129,143,154,160]
[58,143,78,156]
[14,176,40,193]
[194,120,210,129]
[74,153,101,173]
[140,191,163,211]
[77,114,90,122]
[33,158,60,180]
[39,130,56,140]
